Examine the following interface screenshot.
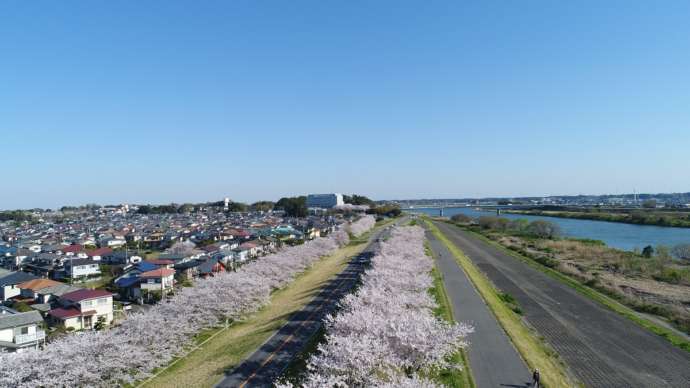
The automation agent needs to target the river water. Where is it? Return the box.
[407,207,690,251]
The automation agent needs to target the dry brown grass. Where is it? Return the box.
[493,232,690,334]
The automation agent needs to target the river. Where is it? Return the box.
[407,207,690,251]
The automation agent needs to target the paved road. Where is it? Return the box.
[434,221,690,388]
[426,229,532,388]
[216,227,389,388]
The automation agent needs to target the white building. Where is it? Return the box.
[64,259,101,280]
[0,308,45,352]
[306,193,345,209]
[139,268,176,293]
[48,289,113,330]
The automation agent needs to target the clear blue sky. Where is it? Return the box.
[2,1,689,209]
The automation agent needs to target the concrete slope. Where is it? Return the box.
[435,221,690,388]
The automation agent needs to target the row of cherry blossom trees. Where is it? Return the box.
[292,226,473,387]
[0,219,374,387]
[346,215,376,237]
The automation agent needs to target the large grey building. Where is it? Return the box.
[306,193,344,209]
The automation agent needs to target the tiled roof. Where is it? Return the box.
[0,272,38,287]
[61,289,112,302]
[0,311,43,330]
[140,268,175,278]
[17,278,62,291]
[48,307,81,319]
[61,244,84,253]
[86,247,113,257]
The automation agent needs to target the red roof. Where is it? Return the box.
[62,244,84,254]
[141,268,175,278]
[61,289,112,302]
[87,247,113,257]
[230,229,251,237]
[49,307,82,319]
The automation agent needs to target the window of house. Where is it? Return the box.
[21,326,29,335]
[82,300,94,307]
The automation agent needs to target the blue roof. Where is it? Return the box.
[136,262,158,272]
[0,272,37,287]
[0,246,16,255]
[115,276,141,288]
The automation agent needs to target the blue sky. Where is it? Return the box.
[2,1,689,209]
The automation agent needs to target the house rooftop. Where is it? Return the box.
[17,278,62,291]
[86,247,113,257]
[0,310,43,330]
[38,283,81,296]
[61,244,84,253]
[145,259,175,266]
[48,307,82,319]
[65,258,99,267]
[0,272,38,287]
[61,289,112,302]
[141,268,175,278]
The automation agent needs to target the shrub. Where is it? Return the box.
[672,244,690,261]
[526,220,561,239]
[450,213,472,224]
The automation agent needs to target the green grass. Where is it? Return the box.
[425,219,574,388]
[465,227,690,353]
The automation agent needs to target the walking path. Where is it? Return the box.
[426,229,532,388]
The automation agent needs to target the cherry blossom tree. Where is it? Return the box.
[295,226,472,387]
[0,219,377,387]
[346,215,376,237]
[333,204,370,212]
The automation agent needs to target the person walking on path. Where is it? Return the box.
[532,369,540,388]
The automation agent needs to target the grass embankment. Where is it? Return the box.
[426,240,474,388]
[465,228,690,352]
[139,237,376,388]
[425,220,573,388]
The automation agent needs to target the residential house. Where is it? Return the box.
[61,244,85,257]
[114,262,159,300]
[34,283,81,305]
[139,268,175,294]
[17,278,62,301]
[86,247,113,261]
[48,289,113,330]
[143,259,175,269]
[239,242,259,258]
[0,272,38,302]
[0,308,45,352]
[197,256,226,278]
[63,258,101,281]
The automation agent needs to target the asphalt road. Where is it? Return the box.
[434,221,690,388]
[426,229,533,388]
[216,227,389,388]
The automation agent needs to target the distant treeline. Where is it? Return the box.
[137,200,275,215]
[0,210,35,222]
